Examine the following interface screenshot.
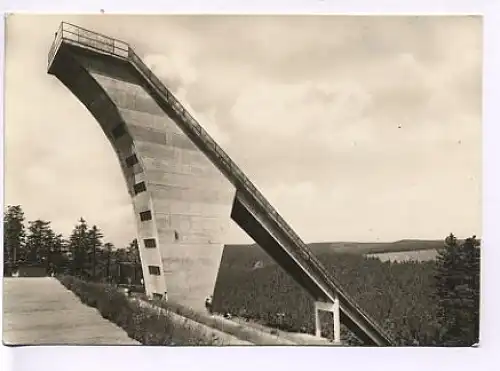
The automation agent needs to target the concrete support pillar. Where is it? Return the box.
[314,302,321,337]
[315,298,341,344]
[333,293,341,344]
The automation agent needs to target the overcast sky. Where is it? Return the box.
[4,15,482,247]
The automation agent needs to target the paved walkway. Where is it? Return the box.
[3,277,139,345]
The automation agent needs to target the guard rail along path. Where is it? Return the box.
[47,22,394,346]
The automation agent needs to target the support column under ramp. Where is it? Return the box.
[314,299,341,344]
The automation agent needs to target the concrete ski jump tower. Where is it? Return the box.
[47,22,394,346]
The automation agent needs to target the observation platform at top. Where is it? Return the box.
[46,22,394,347]
[48,22,131,73]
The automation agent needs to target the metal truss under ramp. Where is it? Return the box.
[47,22,394,346]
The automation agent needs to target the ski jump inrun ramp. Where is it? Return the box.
[47,22,394,346]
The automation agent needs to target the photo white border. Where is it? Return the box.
[1,1,499,370]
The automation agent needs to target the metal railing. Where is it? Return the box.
[48,22,129,69]
[47,23,63,66]
[47,23,392,344]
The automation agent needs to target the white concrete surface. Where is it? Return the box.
[2,277,139,345]
[77,64,237,312]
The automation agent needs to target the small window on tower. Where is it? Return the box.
[174,230,179,241]
[148,265,161,276]
[144,238,156,248]
[125,154,139,167]
[134,181,146,194]
[112,123,126,138]
[139,210,152,221]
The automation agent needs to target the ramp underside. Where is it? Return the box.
[231,194,328,301]
[47,25,394,345]
[232,193,383,345]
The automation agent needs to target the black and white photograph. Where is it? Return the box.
[3,14,481,348]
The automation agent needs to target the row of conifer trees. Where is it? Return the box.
[3,205,142,284]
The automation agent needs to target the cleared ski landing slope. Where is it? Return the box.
[2,277,139,345]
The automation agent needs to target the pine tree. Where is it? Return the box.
[49,233,66,275]
[126,239,142,284]
[68,218,89,278]
[103,242,114,282]
[25,220,53,266]
[433,233,480,346]
[44,227,56,273]
[3,205,26,271]
[87,225,104,281]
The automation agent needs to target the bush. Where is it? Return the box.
[145,296,296,345]
[57,275,215,345]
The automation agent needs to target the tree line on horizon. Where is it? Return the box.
[3,205,143,285]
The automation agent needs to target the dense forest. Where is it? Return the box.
[3,205,142,285]
[4,204,480,346]
[212,235,480,346]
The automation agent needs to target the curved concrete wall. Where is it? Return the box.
[59,48,236,311]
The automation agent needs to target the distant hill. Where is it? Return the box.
[222,238,482,267]
[306,239,445,255]
[224,239,445,258]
